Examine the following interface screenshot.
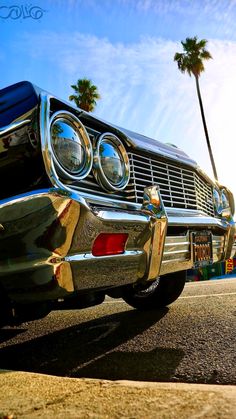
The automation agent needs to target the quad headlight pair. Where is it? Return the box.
[50,111,130,191]
[213,187,234,217]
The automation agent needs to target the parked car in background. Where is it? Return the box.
[0,81,235,326]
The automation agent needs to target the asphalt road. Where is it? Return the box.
[0,278,235,385]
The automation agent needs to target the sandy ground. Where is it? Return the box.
[0,370,236,418]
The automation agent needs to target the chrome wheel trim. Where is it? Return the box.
[133,277,160,298]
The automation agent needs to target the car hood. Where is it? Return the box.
[114,125,197,167]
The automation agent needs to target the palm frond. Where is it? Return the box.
[174,36,212,78]
[69,78,101,112]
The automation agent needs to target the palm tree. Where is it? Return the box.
[174,37,218,180]
[69,78,101,112]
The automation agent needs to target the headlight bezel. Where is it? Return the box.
[221,187,235,217]
[93,132,130,192]
[213,186,234,218]
[213,187,221,215]
[49,111,93,180]
[221,189,230,210]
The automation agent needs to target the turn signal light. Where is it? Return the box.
[92,233,128,257]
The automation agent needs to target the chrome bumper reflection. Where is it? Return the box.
[0,187,166,301]
[0,187,234,303]
[160,233,228,275]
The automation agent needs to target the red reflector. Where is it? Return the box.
[92,233,128,257]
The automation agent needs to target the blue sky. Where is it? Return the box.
[1,0,236,201]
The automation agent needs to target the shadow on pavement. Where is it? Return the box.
[0,307,184,382]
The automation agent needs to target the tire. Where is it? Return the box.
[122,271,186,310]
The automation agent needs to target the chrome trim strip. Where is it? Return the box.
[60,186,139,210]
[0,187,90,212]
[0,188,52,207]
[167,216,228,229]
[64,249,142,263]
[94,209,150,223]
[0,119,31,136]
[164,249,190,256]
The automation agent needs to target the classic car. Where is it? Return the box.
[0,81,235,326]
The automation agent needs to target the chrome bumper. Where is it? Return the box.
[160,207,235,275]
[160,232,232,275]
[0,186,234,303]
[0,186,167,302]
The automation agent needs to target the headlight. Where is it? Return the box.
[50,111,92,179]
[213,187,234,218]
[93,133,130,191]
[221,187,235,217]
[213,188,221,215]
[221,189,230,209]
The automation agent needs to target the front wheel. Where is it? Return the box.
[122,271,186,310]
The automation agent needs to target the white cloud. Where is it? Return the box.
[123,0,236,19]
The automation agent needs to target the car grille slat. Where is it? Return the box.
[128,151,214,216]
[58,143,214,216]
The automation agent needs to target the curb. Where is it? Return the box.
[1,370,236,418]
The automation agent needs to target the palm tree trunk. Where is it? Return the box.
[195,76,218,180]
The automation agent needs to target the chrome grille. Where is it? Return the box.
[59,126,214,216]
[65,173,136,202]
[128,152,215,216]
[49,102,215,216]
